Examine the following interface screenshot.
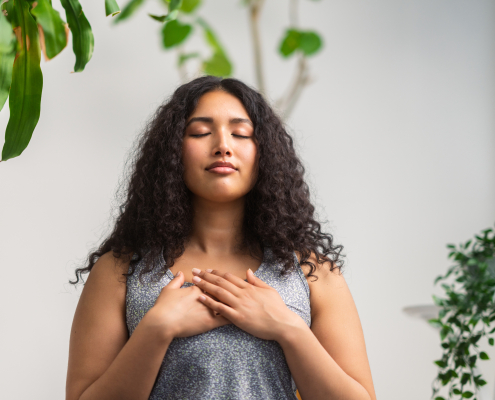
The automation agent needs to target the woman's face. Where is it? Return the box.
[182,90,258,203]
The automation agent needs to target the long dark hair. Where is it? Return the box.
[70,75,344,285]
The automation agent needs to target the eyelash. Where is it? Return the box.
[190,133,250,139]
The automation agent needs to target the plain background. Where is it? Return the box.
[1,0,494,399]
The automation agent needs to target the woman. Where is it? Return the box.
[66,76,376,400]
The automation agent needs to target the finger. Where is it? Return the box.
[209,269,250,289]
[166,270,185,289]
[192,275,238,305]
[246,268,271,288]
[198,294,237,321]
[194,271,243,298]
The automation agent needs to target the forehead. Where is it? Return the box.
[189,90,250,119]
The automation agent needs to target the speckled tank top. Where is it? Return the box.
[126,246,311,400]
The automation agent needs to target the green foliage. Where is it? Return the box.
[431,225,495,400]
[180,0,201,13]
[162,19,192,48]
[2,0,43,161]
[60,0,94,72]
[0,11,15,112]
[105,0,121,17]
[30,0,67,59]
[279,28,322,57]
[0,0,324,161]
[197,17,231,77]
[113,0,146,24]
[149,11,178,23]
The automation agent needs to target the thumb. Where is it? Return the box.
[246,268,269,287]
[167,270,185,288]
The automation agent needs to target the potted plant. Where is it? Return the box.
[429,225,495,400]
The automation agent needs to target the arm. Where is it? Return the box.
[279,253,376,400]
[66,252,173,400]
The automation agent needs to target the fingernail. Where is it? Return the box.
[192,268,201,275]
[206,269,213,273]
[248,268,253,274]
[192,276,201,283]
[175,271,181,277]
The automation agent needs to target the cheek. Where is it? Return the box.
[182,141,203,170]
[238,143,258,170]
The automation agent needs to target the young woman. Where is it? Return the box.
[66,76,376,400]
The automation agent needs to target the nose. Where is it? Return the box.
[211,128,232,157]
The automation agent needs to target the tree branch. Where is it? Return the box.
[248,0,266,96]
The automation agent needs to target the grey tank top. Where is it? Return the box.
[126,246,311,400]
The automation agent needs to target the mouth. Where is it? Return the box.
[206,166,237,174]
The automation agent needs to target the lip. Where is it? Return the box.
[207,166,237,174]
[206,161,237,171]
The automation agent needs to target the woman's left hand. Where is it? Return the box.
[191,268,304,341]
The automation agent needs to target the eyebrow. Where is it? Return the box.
[185,117,253,128]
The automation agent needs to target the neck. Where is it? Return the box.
[186,196,247,256]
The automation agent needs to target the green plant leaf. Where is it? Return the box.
[489,338,494,346]
[0,7,15,53]
[197,17,224,54]
[196,17,232,76]
[1,0,18,26]
[105,0,121,17]
[279,28,299,57]
[169,0,183,12]
[0,10,15,112]
[30,0,68,60]
[149,10,179,23]
[1,0,43,161]
[113,0,145,24]
[480,351,489,360]
[461,373,472,385]
[60,0,93,72]
[180,0,201,13]
[162,19,191,48]
[428,318,443,328]
[178,51,199,66]
[462,392,473,398]
[202,51,231,77]
[0,46,15,113]
[299,31,322,56]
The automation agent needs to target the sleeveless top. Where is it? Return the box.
[126,246,311,400]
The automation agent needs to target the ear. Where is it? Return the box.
[246,268,270,288]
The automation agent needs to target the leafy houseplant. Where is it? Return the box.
[0,0,324,162]
[430,225,495,400]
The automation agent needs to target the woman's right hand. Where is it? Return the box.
[144,271,232,339]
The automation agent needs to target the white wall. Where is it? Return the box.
[1,1,494,399]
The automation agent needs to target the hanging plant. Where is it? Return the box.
[430,225,495,400]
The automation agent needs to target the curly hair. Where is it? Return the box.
[70,75,344,285]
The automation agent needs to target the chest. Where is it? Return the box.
[166,251,264,284]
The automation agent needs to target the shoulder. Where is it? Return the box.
[294,250,348,318]
[88,251,132,288]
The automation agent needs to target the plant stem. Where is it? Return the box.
[289,0,299,27]
[275,0,313,120]
[277,53,311,120]
[248,0,266,96]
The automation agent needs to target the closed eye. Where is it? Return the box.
[190,133,210,137]
[190,133,251,139]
